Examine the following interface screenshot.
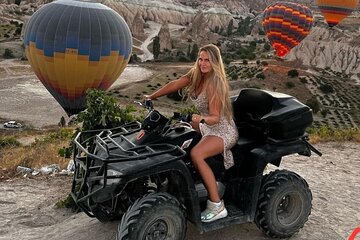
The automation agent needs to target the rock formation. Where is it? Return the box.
[184,10,209,40]
[158,22,172,51]
[131,11,145,39]
[286,27,360,75]
[102,0,239,35]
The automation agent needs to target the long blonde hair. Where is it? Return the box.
[185,44,233,121]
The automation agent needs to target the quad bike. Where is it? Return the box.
[71,88,322,239]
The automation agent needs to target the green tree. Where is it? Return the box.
[227,19,233,36]
[3,48,14,58]
[288,69,299,77]
[264,42,271,51]
[187,44,191,57]
[153,35,160,59]
[285,81,295,88]
[319,84,334,94]
[306,97,320,114]
[320,109,329,118]
[190,44,198,61]
[77,89,136,130]
[237,16,252,36]
[256,73,265,79]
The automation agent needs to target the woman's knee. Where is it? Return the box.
[190,147,204,166]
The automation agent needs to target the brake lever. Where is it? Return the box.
[134,101,143,107]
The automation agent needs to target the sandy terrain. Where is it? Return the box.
[0,142,359,240]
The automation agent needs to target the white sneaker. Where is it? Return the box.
[201,200,228,223]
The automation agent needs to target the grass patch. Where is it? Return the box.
[0,128,74,179]
[308,125,360,143]
[55,194,77,211]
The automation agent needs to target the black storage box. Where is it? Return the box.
[232,88,313,140]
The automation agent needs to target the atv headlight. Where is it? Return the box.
[99,169,122,185]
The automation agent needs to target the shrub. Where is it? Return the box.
[77,89,136,131]
[0,137,20,147]
[285,81,295,88]
[306,97,320,113]
[319,84,334,94]
[320,109,330,118]
[288,69,299,77]
[3,48,14,58]
[299,77,308,84]
[256,73,265,79]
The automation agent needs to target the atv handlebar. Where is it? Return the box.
[135,99,192,123]
[134,99,153,110]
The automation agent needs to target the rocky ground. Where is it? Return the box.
[0,142,359,240]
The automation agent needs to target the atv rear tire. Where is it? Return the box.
[255,169,312,238]
[117,192,186,240]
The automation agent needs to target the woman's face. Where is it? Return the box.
[198,50,212,74]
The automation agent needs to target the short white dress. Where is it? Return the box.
[191,92,239,169]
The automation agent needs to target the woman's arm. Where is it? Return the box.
[146,76,191,100]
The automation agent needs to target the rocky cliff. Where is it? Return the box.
[102,0,238,33]
[286,27,360,76]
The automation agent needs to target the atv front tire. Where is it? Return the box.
[255,169,312,238]
[117,192,186,240]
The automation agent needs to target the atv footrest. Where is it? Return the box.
[201,204,251,233]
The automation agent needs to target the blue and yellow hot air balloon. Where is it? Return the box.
[24,0,132,115]
[262,2,313,57]
[316,0,359,27]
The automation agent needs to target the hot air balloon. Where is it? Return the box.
[23,0,132,115]
[316,0,359,27]
[262,2,313,57]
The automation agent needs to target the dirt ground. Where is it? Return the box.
[0,142,359,240]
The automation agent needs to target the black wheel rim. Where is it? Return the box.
[144,219,168,240]
[276,192,303,226]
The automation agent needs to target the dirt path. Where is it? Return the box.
[0,142,359,240]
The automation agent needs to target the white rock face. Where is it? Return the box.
[286,27,360,74]
[158,22,172,51]
[102,0,239,34]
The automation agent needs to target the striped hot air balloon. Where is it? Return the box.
[23,0,132,115]
[262,2,313,57]
[316,0,359,27]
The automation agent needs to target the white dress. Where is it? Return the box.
[191,92,239,169]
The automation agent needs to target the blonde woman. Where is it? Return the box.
[144,44,239,222]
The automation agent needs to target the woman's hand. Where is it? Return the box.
[191,114,201,123]
[190,114,202,132]
[143,94,153,100]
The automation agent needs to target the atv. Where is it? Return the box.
[71,88,322,239]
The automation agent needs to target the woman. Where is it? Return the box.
[144,44,239,222]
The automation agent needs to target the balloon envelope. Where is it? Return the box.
[24,0,132,115]
[262,2,313,57]
[316,0,359,27]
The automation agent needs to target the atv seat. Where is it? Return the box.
[232,136,259,155]
[232,88,273,127]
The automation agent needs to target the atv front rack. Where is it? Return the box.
[71,122,186,214]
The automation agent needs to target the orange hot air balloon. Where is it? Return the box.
[262,2,314,57]
[316,0,359,27]
[23,0,132,115]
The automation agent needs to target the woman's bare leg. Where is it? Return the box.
[190,136,224,202]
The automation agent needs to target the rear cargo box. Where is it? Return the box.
[232,88,313,140]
